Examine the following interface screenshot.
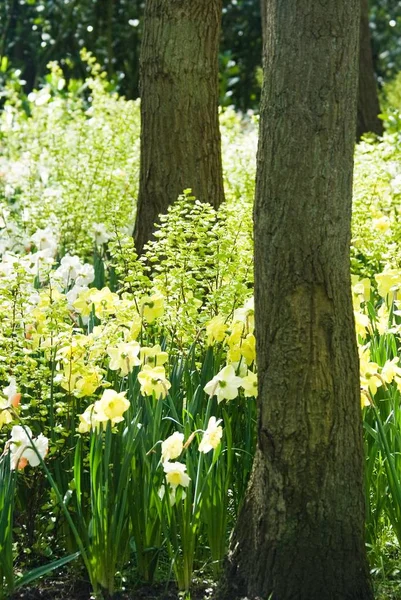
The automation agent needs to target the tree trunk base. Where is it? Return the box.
[218,451,374,600]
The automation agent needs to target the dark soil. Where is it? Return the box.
[10,579,216,600]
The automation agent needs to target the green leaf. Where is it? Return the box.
[15,552,81,589]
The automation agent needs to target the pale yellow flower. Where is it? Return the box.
[375,269,401,300]
[233,297,255,335]
[107,341,141,376]
[199,417,223,453]
[373,215,391,233]
[0,399,14,429]
[241,371,258,397]
[140,292,164,323]
[163,461,190,489]
[351,275,371,304]
[241,333,256,365]
[359,347,382,397]
[204,365,243,403]
[227,344,241,363]
[78,404,95,433]
[74,369,103,397]
[94,389,130,424]
[140,345,168,367]
[354,310,370,340]
[158,484,186,506]
[161,431,184,462]
[381,357,401,384]
[375,303,391,335]
[206,316,228,346]
[73,288,95,317]
[138,365,171,399]
[227,321,245,348]
[90,287,118,319]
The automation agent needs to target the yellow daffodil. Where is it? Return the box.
[140,292,164,323]
[138,365,171,399]
[227,344,242,363]
[359,347,382,397]
[73,288,95,317]
[140,344,168,367]
[56,365,80,393]
[107,341,141,376]
[94,389,130,424]
[381,357,401,384]
[241,333,256,365]
[227,321,245,348]
[354,310,370,340]
[115,299,142,339]
[204,364,243,403]
[74,368,103,397]
[163,461,190,489]
[375,268,401,301]
[90,287,118,320]
[206,316,228,345]
[241,370,258,397]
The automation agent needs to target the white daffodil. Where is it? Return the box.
[199,417,223,454]
[204,364,243,403]
[163,461,191,489]
[8,425,48,470]
[241,371,258,398]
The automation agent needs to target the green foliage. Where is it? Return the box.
[5,60,401,597]
[0,453,15,599]
[0,70,259,592]
[370,0,401,85]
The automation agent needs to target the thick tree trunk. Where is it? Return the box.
[220,2,373,600]
[134,0,225,255]
[357,0,383,138]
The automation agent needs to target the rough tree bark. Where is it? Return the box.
[357,0,383,138]
[134,0,225,255]
[220,1,374,599]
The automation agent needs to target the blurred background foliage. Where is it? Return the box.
[0,0,400,111]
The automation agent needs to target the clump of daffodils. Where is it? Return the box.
[203,298,258,402]
[158,432,191,506]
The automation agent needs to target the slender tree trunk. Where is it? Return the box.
[357,0,383,138]
[220,1,373,599]
[134,0,225,255]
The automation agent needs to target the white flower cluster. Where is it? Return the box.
[51,254,95,308]
[158,417,223,506]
